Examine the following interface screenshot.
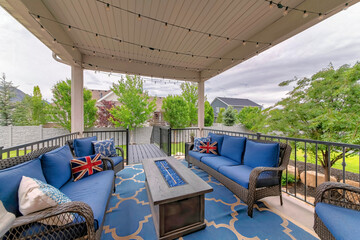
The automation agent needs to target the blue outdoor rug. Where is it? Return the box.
[101,161,318,240]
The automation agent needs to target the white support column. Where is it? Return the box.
[198,80,205,136]
[71,65,84,134]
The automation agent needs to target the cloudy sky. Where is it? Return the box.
[1,3,360,107]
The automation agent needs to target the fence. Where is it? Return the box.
[0,132,79,159]
[169,128,360,205]
[151,126,172,156]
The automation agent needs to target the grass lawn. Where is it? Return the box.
[2,150,26,159]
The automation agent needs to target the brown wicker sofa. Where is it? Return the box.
[0,146,115,240]
[314,182,360,240]
[185,134,291,217]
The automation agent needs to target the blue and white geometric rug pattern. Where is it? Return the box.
[101,161,318,240]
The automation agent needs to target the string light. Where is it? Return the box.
[318,13,324,20]
[52,38,57,43]
[36,15,41,21]
[68,25,71,31]
[138,14,141,20]
[242,40,246,46]
[95,33,99,38]
[111,55,114,59]
[164,22,168,28]
[93,51,96,56]
[283,7,288,16]
[72,45,75,50]
[269,1,273,9]
[343,3,349,10]
[303,10,308,18]
[40,25,45,31]
[106,3,110,11]
[256,42,259,48]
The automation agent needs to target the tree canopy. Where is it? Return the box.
[162,95,189,128]
[96,100,115,128]
[180,82,198,126]
[257,63,360,180]
[109,75,156,130]
[0,73,15,126]
[237,106,264,131]
[204,100,214,127]
[48,79,97,131]
[216,108,225,123]
[223,106,237,126]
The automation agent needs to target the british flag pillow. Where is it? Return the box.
[70,154,103,181]
[199,141,218,155]
[193,137,211,151]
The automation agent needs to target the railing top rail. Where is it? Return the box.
[171,127,200,130]
[83,129,127,133]
[2,132,79,152]
[201,128,360,149]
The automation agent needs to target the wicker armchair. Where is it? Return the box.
[314,182,360,240]
[0,146,115,240]
[66,138,124,173]
[186,139,291,217]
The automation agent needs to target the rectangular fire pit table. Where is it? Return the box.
[143,157,213,240]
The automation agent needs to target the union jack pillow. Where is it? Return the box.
[199,141,218,155]
[70,154,103,181]
[193,137,211,151]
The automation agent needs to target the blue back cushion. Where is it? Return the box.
[220,135,246,163]
[208,133,224,155]
[41,145,73,189]
[243,140,280,168]
[73,136,97,157]
[0,158,46,216]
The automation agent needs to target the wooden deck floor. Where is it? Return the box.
[128,144,166,164]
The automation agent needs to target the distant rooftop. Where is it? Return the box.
[216,97,261,107]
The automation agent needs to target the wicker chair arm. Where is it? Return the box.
[248,166,285,193]
[315,182,360,205]
[101,157,115,171]
[115,147,125,158]
[12,201,95,239]
[188,143,194,151]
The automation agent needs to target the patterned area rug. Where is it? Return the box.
[101,161,318,240]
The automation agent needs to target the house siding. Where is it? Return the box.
[211,98,228,118]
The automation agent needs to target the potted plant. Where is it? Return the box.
[190,132,195,143]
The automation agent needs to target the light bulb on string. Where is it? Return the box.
[68,25,71,31]
[303,10,308,18]
[93,51,96,56]
[36,15,41,22]
[269,1,273,9]
[318,13,324,20]
[242,40,246,46]
[72,46,75,51]
[52,38,57,44]
[111,55,114,59]
[106,3,110,11]
[256,42,259,48]
[164,22,168,28]
[138,14,141,20]
[283,7,289,16]
[41,25,45,31]
[343,3,349,10]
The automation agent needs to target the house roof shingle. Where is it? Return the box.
[216,97,261,107]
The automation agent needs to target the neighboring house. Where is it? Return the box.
[96,91,165,126]
[90,89,111,101]
[211,97,262,121]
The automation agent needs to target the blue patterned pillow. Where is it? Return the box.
[193,137,210,151]
[92,138,117,157]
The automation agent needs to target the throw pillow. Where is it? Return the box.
[92,138,117,157]
[18,176,74,226]
[73,136,97,157]
[243,140,280,168]
[199,141,218,155]
[193,137,210,151]
[70,154,103,181]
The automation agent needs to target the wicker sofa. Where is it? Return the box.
[0,145,115,240]
[185,133,291,217]
[67,136,124,173]
[314,182,360,240]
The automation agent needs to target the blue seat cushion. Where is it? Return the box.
[189,150,217,161]
[109,156,123,168]
[0,158,46,216]
[208,133,224,155]
[220,135,246,163]
[73,136,97,157]
[218,165,279,189]
[316,202,360,240]
[243,140,280,168]
[201,156,239,171]
[60,170,114,230]
[41,145,73,189]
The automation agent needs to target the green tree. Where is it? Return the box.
[162,95,189,128]
[32,86,47,125]
[48,79,97,131]
[216,108,225,123]
[263,63,360,180]
[180,82,198,126]
[0,73,15,126]
[12,95,32,126]
[223,106,237,126]
[237,106,264,131]
[109,75,156,131]
[204,101,214,127]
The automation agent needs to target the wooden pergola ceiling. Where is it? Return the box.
[0,0,356,82]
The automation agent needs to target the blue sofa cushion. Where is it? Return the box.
[92,138,116,157]
[220,135,246,163]
[41,145,73,189]
[208,133,224,155]
[193,137,210,151]
[243,140,280,168]
[60,170,114,230]
[109,156,123,167]
[189,150,217,161]
[316,202,360,240]
[73,136,97,157]
[218,165,279,189]
[201,156,239,171]
[0,158,46,216]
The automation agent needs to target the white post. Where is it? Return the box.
[198,80,205,136]
[71,65,84,134]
